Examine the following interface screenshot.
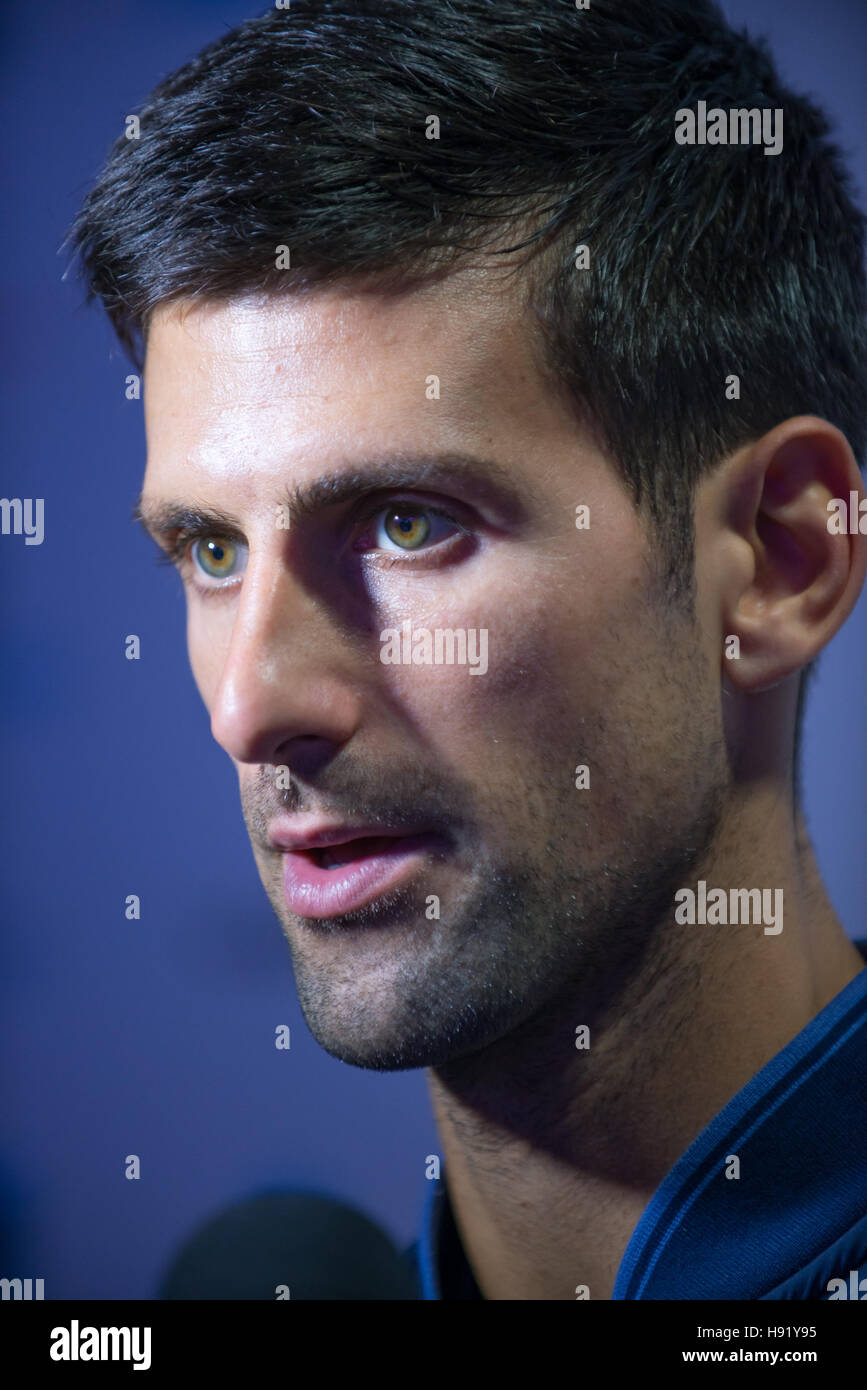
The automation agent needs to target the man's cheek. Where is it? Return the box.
[378,609,563,741]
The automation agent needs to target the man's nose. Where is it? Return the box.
[208,558,362,768]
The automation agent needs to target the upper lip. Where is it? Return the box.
[267,819,425,854]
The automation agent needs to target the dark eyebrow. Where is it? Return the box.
[134,451,528,542]
[131,498,243,545]
[286,453,526,521]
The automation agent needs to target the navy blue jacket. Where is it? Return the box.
[406,940,867,1299]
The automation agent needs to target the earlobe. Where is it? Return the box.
[719,417,867,694]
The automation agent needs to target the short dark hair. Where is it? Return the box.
[68,0,867,774]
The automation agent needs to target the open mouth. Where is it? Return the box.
[281,831,443,920]
[309,835,403,870]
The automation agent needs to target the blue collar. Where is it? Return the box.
[418,943,867,1299]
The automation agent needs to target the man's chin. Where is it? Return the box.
[291,959,538,1073]
[298,1013,497,1073]
[305,1029,445,1072]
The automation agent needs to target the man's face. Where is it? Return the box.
[142,272,726,1070]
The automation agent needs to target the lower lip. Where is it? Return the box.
[281,834,440,920]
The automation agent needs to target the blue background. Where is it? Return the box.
[1,0,865,1298]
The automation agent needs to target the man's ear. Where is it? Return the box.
[714,416,866,693]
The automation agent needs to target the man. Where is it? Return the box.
[70,0,867,1299]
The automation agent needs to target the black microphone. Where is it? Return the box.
[157,1191,420,1300]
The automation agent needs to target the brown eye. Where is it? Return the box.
[191,536,247,580]
[381,508,432,550]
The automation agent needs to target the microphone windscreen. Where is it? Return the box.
[158,1190,419,1300]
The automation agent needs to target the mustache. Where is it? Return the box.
[242,757,475,846]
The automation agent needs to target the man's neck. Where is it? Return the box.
[426,791,864,1300]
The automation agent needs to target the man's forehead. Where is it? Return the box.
[141,273,569,485]
[144,269,528,376]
